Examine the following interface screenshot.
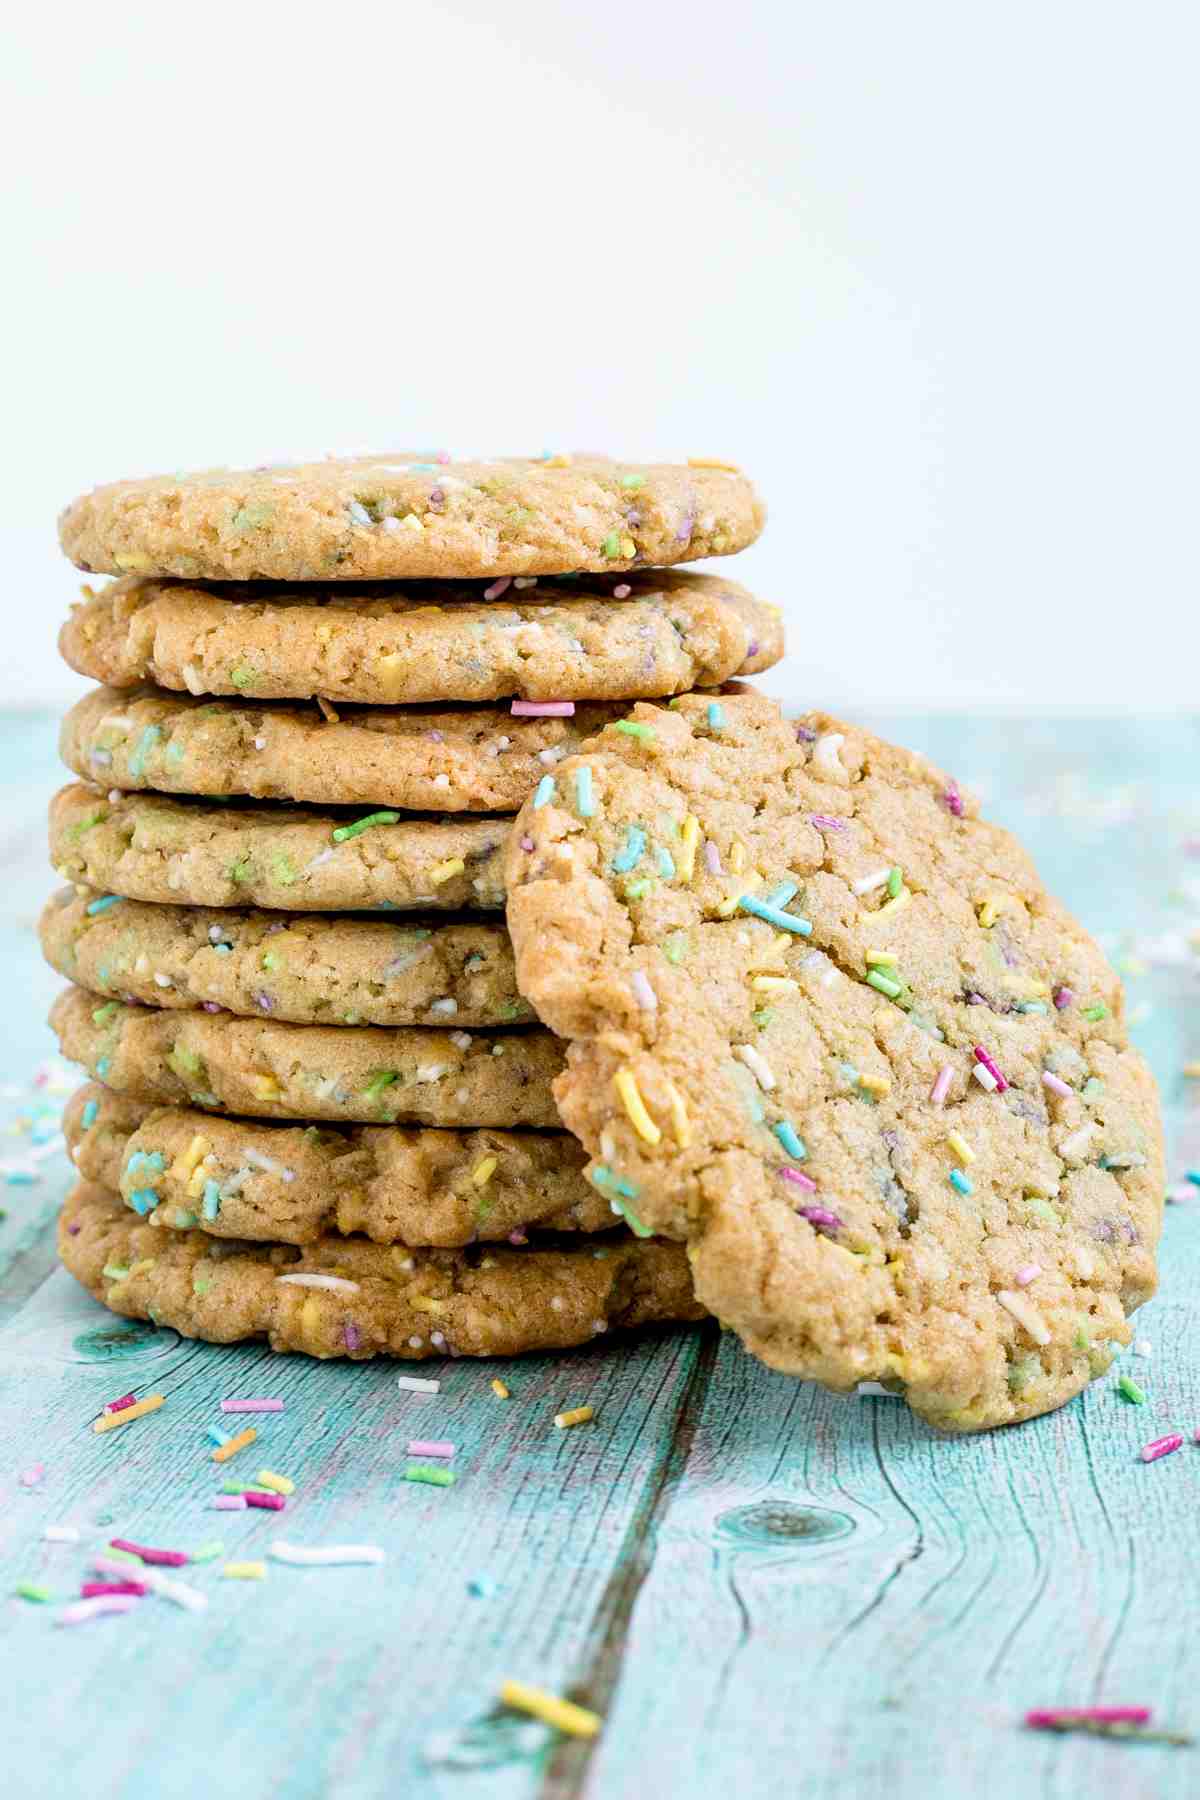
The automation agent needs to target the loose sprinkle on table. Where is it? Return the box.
[1141,1434,1183,1463]
[43,1525,79,1544]
[408,1440,455,1459]
[1117,1375,1147,1405]
[499,1680,602,1739]
[220,1398,283,1413]
[93,1393,164,1435]
[110,1538,188,1568]
[212,1427,257,1464]
[222,1562,266,1580]
[405,1464,456,1487]
[57,1595,138,1626]
[397,1376,440,1394]
[491,1379,510,1400]
[554,1406,594,1430]
[15,1582,53,1603]
[245,1492,286,1511]
[269,1542,386,1567]
[256,1470,294,1495]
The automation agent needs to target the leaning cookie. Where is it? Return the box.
[504,691,1164,1431]
[40,890,535,1027]
[50,785,508,911]
[59,1182,705,1360]
[63,1084,612,1246]
[60,572,782,703]
[58,454,764,581]
[50,984,563,1128]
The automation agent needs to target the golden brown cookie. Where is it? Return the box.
[59,572,782,703]
[50,983,562,1128]
[504,691,1164,1431]
[64,1083,610,1247]
[50,785,508,912]
[39,889,534,1027]
[58,454,764,581]
[59,1182,704,1360]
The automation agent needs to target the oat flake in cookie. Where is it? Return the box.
[504,690,1164,1431]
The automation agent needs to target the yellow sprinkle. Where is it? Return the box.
[1185,1062,1200,1079]
[223,1562,266,1581]
[256,1469,294,1496]
[865,951,897,967]
[249,1073,281,1102]
[977,897,1001,929]
[542,453,573,468]
[127,1259,155,1279]
[687,457,741,472]
[873,888,911,920]
[717,874,762,917]
[859,1072,891,1097]
[614,1068,661,1145]
[554,1406,594,1429]
[212,1426,256,1464]
[186,1160,210,1199]
[729,840,747,874]
[411,1294,448,1315]
[429,857,465,886]
[947,1131,976,1166]
[663,1082,691,1147]
[620,536,636,559]
[169,1133,210,1184]
[499,1679,601,1739]
[677,815,700,883]
[93,1393,164,1434]
[491,1378,510,1400]
[472,1156,498,1187]
[751,975,798,992]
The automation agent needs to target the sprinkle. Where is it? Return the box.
[499,1680,601,1740]
[428,857,465,886]
[614,1069,661,1144]
[772,1120,807,1160]
[255,1469,294,1496]
[57,1595,138,1626]
[997,1290,1051,1345]
[1141,1434,1182,1463]
[1014,1263,1042,1287]
[220,1398,284,1413]
[470,1156,498,1191]
[397,1376,440,1394]
[734,1043,776,1091]
[779,1167,818,1193]
[127,724,162,779]
[929,1066,954,1107]
[654,846,676,880]
[737,895,812,935]
[405,1465,456,1487]
[110,1539,188,1568]
[630,970,657,1011]
[81,1580,148,1598]
[764,879,799,907]
[977,897,1001,929]
[611,825,646,873]
[15,1583,53,1603]
[533,775,556,809]
[85,894,123,916]
[1117,1375,1146,1405]
[664,1083,690,1146]
[866,970,902,999]
[1026,1707,1152,1731]
[611,1195,654,1237]
[703,839,722,876]
[874,888,911,920]
[811,732,845,777]
[80,1099,99,1129]
[613,720,655,742]
[276,1272,360,1294]
[707,702,725,731]
[190,1542,226,1563]
[1082,1003,1109,1022]
[752,975,797,993]
[972,1063,999,1093]
[511,699,575,717]
[43,1525,80,1543]
[408,1440,455,1459]
[948,1170,973,1196]
[491,1379,510,1400]
[223,1562,266,1580]
[947,1132,976,1166]
[213,1494,247,1511]
[1042,1071,1073,1099]
[269,1542,386,1567]
[809,814,844,831]
[973,1044,1008,1088]
[677,815,700,882]
[483,577,512,600]
[886,866,904,898]
[858,1072,891,1097]
[865,950,897,967]
[853,868,891,896]
[797,1205,844,1232]
[245,1491,287,1511]
[574,766,595,818]
[1053,985,1075,1010]
[1060,1122,1097,1159]
[944,783,964,817]
[93,1393,164,1434]
[331,810,401,843]
[554,1406,593,1429]
[212,1427,257,1464]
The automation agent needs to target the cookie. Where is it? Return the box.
[58,454,764,582]
[63,1084,611,1246]
[39,889,534,1027]
[50,785,508,911]
[59,572,782,704]
[504,691,1164,1431]
[50,984,562,1128]
[59,1182,704,1360]
[60,687,637,814]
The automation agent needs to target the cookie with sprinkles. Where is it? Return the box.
[59,1182,705,1358]
[504,691,1164,1431]
[59,572,781,704]
[58,455,764,582]
[50,785,508,911]
[40,890,535,1027]
[63,1084,613,1247]
[50,984,563,1128]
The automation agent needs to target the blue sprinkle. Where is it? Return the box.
[738,896,812,935]
[213,942,232,955]
[206,1424,231,1446]
[949,1170,974,1196]
[128,1188,159,1216]
[654,846,676,880]
[1186,1171,1200,1189]
[127,725,162,780]
[773,1120,807,1160]
[533,775,556,810]
[707,701,725,731]
[5,1170,36,1187]
[763,880,799,908]
[468,1576,498,1598]
[202,1179,221,1222]
[96,1057,111,1079]
[127,1150,166,1173]
[574,766,595,818]
[85,894,124,917]
[611,826,646,874]
[81,1100,99,1129]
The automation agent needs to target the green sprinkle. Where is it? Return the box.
[737,896,813,935]
[1082,1003,1109,1022]
[1024,1196,1061,1226]
[1007,1356,1041,1392]
[189,1541,225,1563]
[707,701,725,731]
[654,846,676,879]
[601,532,622,558]
[227,855,252,885]
[81,1100,99,1129]
[91,1001,120,1025]
[612,826,646,873]
[663,931,690,964]
[1117,1374,1146,1405]
[949,1170,973,1196]
[127,725,162,779]
[886,866,903,898]
[332,810,401,843]
[222,1479,250,1495]
[230,503,273,531]
[174,1210,197,1229]
[405,1464,457,1487]
[624,878,655,901]
[193,1275,212,1296]
[85,894,123,917]
[229,664,256,690]
[269,853,298,886]
[102,1264,130,1282]
[67,808,107,840]
[752,1008,775,1028]
[613,720,655,742]
[773,1120,806,1160]
[574,766,595,818]
[1073,1326,1091,1350]
[590,1165,639,1200]
[611,1195,653,1238]
[619,473,646,490]
[202,1179,221,1222]
[363,1071,399,1100]
[533,775,556,810]
[96,1055,111,1079]
[14,1583,52,1604]
[867,970,903,999]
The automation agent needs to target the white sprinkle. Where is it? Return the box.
[208,925,226,944]
[276,1272,360,1294]
[241,1147,295,1182]
[380,516,402,533]
[812,732,846,778]
[56,1596,137,1626]
[1134,1337,1152,1358]
[513,576,538,589]
[432,774,451,790]
[153,972,173,989]
[852,867,891,896]
[429,998,458,1016]
[408,1335,424,1349]
[972,1062,999,1092]
[416,1063,448,1083]
[857,1381,898,1398]
[537,746,565,766]
[269,1542,386,1567]
[997,1289,1051,1346]
[347,499,372,526]
[450,1031,472,1051]
[253,735,267,751]
[43,1525,80,1543]
[397,1375,440,1393]
[550,1296,565,1312]
[631,970,658,1011]
[430,1331,445,1348]
[592,1319,607,1334]
[1060,1122,1098,1159]
[734,1043,777,1091]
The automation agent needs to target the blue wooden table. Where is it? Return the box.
[2,709,1198,1800]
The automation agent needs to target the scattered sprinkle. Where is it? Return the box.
[405,1464,456,1487]
[612,720,654,742]
[256,1470,294,1496]
[1117,1375,1147,1405]
[1014,1263,1042,1287]
[499,1679,601,1739]
[947,1132,976,1166]
[212,1427,257,1464]
[110,1538,188,1568]
[734,1043,776,1091]
[222,1562,266,1580]
[331,810,401,843]
[93,1393,164,1435]
[630,970,657,1012]
[220,1398,283,1413]
[554,1406,593,1430]
[269,1542,386,1567]
[491,1379,510,1400]
[397,1376,440,1395]
[707,702,725,732]
[737,895,812,935]
[276,1272,359,1294]
[407,1440,455,1459]
[428,857,465,886]
[56,1594,138,1626]
[245,1491,286,1511]
[1141,1434,1182,1463]
[614,1069,661,1144]
[772,1120,806,1160]
[574,766,595,818]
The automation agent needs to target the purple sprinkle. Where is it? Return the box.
[254,991,274,1012]
[703,840,722,876]
[745,639,759,658]
[675,514,694,542]
[795,723,817,743]
[429,730,445,744]
[965,992,987,1006]
[809,814,845,831]
[520,835,534,852]
[944,781,964,817]
[779,1166,818,1192]
[344,1321,362,1352]
[428,488,445,508]
[1053,985,1075,1010]
[798,1205,843,1234]
[67,1222,81,1235]
[508,1229,528,1246]
[201,1001,222,1013]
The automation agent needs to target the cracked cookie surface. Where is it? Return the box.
[504,691,1164,1431]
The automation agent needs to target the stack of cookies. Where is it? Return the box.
[44,454,773,1365]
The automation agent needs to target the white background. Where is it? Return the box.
[5,1,1198,711]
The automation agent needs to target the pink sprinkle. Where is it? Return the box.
[798,1205,844,1233]
[213,1494,248,1510]
[779,1167,818,1192]
[809,815,845,831]
[435,449,451,465]
[613,583,632,598]
[201,1000,222,1013]
[795,723,817,743]
[1042,1071,1072,1099]
[81,1580,147,1598]
[510,700,575,717]
[520,836,534,852]
[110,1538,188,1568]
[1053,986,1074,1010]
[1141,1434,1183,1463]
[245,1491,286,1511]
[104,1392,137,1415]
[929,1066,954,1107]
[703,840,722,876]
[1026,1706,1152,1729]
[220,1398,284,1413]
[630,970,657,1011]
[57,1595,138,1626]
[483,577,512,601]
[407,1439,456,1458]
[19,1463,45,1488]
[943,782,964,817]
[1014,1263,1042,1287]
[973,1045,1008,1092]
